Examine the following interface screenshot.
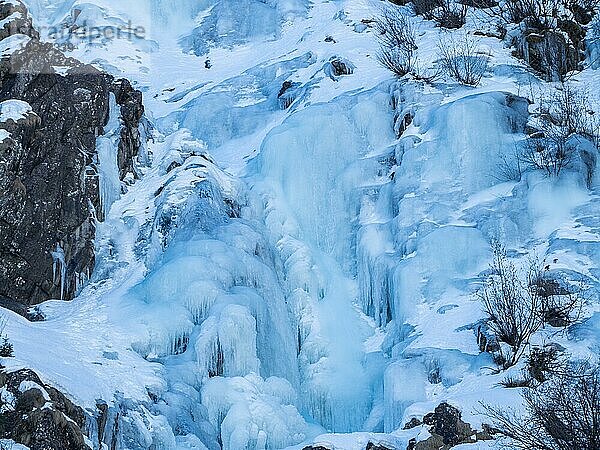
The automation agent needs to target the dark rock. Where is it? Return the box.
[330,57,355,76]
[403,417,422,429]
[459,0,498,7]
[111,78,144,180]
[0,368,91,450]
[302,447,332,450]
[513,28,581,81]
[366,442,395,450]
[395,112,413,138]
[277,80,302,109]
[166,160,182,173]
[411,402,491,449]
[278,80,294,98]
[566,2,594,25]
[0,0,38,41]
[0,0,144,308]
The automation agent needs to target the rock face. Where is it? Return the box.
[515,29,580,81]
[0,368,91,450]
[406,403,492,450]
[0,0,144,309]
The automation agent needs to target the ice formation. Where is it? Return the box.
[96,93,122,218]
[4,0,600,449]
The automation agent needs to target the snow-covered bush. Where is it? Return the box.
[438,34,489,85]
[484,362,600,450]
[375,6,418,77]
[0,317,12,358]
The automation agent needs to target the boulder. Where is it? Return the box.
[0,369,90,450]
[408,402,493,450]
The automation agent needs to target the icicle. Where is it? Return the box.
[51,243,66,300]
[96,93,122,219]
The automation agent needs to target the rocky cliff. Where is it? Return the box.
[0,0,144,311]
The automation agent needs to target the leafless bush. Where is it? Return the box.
[438,34,489,85]
[482,0,579,30]
[526,345,565,382]
[495,147,523,182]
[413,0,444,19]
[483,363,600,450]
[531,275,586,328]
[434,0,469,28]
[376,7,418,77]
[477,244,586,369]
[414,0,468,28]
[544,86,599,140]
[499,374,533,388]
[503,0,561,29]
[521,128,575,177]
[476,244,544,369]
[521,86,599,179]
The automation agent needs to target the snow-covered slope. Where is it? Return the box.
[3,0,600,449]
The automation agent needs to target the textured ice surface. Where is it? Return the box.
[97,93,122,218]
[5,0,600,449]
[180,0,308,56]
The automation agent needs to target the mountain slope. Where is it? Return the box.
[1,0,599,449]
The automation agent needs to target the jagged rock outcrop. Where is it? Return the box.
[0,368,90,450]
[0,0,144,309]
[514,28,581,81]
[406,403,492,450]
[510,9,594,82]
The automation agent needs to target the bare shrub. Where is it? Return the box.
[483,363,600,450]
[376,6,418,77]
[477,244,586,369]
[544,86,599,140]
[413,0,468,28]
[438,34,489,85]
[531,275,586,328]
[483,0,577,30]
[413,0,444,19]
[521,85,599,179]
[433,0,469,28]
[521,129,575,177]
[526,345,565,382]
[495,147,523,182]
[476,243,544,369]
[499,374,533,388]
[503,0,560,29]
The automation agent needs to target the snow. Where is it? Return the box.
[0,33,30,57]
[0,440,30,450]
[0,129,11,142]
[18,380,51,401]
[2,0,600,449]
[0,99,33,123]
